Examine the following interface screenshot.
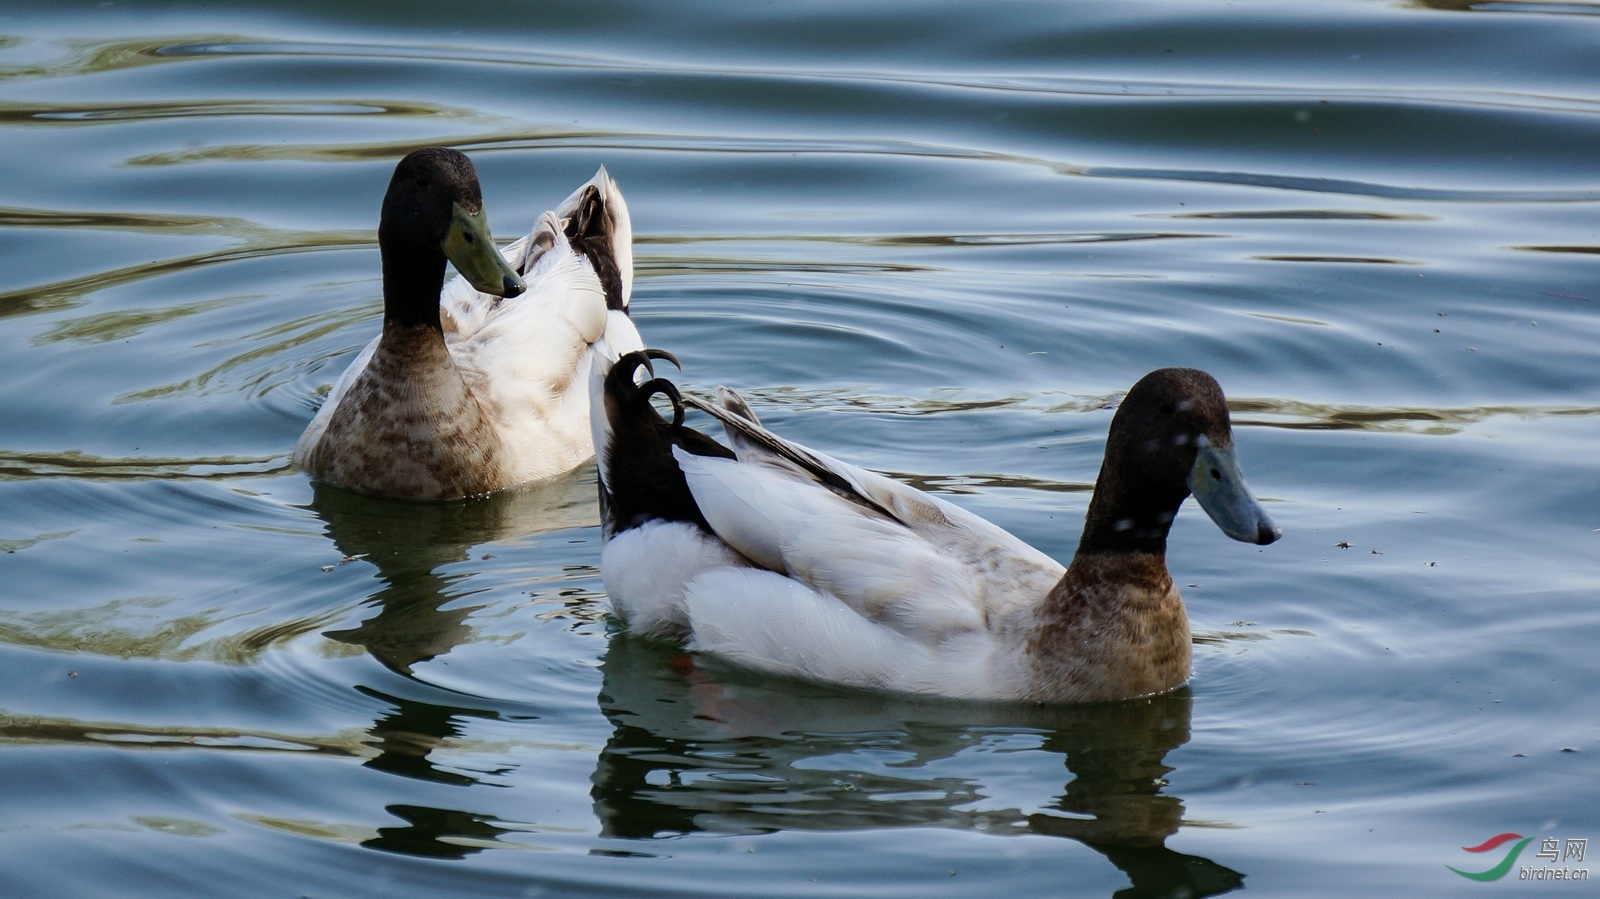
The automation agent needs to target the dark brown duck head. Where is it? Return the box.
[378,147,526,329]
[1076,367,1280,558]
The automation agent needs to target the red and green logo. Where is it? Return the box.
[1449,833,1533,881]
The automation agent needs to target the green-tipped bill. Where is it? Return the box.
[443,202,526,298]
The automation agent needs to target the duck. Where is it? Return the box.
[592,350,1280,703]
[294,146,643,500]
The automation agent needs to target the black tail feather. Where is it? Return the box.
[598,350,732,537]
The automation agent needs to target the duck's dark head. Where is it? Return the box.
[379,147,526,327]
[1079,367,1280,555]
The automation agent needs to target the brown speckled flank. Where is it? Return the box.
[302,323,508,500]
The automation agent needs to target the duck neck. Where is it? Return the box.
[371,236,473,431]
[1073,462,1187,559]
[380,240,448,332]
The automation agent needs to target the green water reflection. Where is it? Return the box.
[309,477,596,676]
[288,475,1244,895]
[595,637,1243,897]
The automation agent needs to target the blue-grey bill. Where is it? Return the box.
[1189,440,1281,545]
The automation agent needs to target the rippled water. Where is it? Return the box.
[2,1,1598,896]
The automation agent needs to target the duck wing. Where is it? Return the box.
[683,391,897,521]
[438,168,641,482]
[673,446,985,643]
[685,391,1064,596]
[675,389,1065,640]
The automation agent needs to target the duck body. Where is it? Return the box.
[295,147,641,500]
[593,353,1279,703]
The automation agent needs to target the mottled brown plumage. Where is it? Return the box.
[1025,552,1189,702]
[301,322,508,500]
[294,148,643,499]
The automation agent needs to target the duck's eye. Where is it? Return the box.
[416,177,431,190]
[1159,403,1176,416]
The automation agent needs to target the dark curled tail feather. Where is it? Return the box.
[599,350,733,537]
[565,185,627,313]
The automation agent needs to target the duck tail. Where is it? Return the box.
[560,167,633,314]
[595,349,732,538]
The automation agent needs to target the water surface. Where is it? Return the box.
[2,1,1597,896]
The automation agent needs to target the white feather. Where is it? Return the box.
[602,520,750,640]
[674,448,984,641]
[585,310,646,496]
[684,568,931,687]
[686,397,1066,620]
[682,569,1025,699]
[585,398,1072,699]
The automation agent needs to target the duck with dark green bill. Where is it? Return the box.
[295,147,642,500]
[592,354,1280,702]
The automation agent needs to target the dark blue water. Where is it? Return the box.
[2,1,1597,895]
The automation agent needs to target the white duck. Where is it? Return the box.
[592,351,1280,703]
[294,147,642,500]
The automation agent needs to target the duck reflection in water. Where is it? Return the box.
[593,634,1244,898]
[310,474,593,676]
[305,474,596,851]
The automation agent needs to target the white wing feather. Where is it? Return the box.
[674,448,987,642]
[679,396,1065,625]
[684,568,936,688]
